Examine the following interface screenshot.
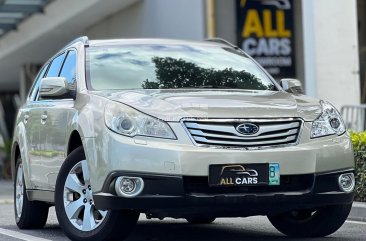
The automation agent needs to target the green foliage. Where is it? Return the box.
[0,139,12,179]
[350,131,366,202]
[142,57,273,90]
[29,150,62,158]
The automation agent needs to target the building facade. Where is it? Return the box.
[0,0,362,139]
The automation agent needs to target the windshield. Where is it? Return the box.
[86,44,276,91]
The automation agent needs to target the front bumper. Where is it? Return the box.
[93,170,355,214]
[86,123,354,193]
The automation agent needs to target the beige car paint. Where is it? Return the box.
[86,120,354,192]
[96,89,322,122]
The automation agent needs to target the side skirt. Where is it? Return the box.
[27,190,55,204]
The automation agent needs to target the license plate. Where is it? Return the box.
[208,163,280,187]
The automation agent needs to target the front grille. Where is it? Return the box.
[183,175,314,194]
[183,119,302,148]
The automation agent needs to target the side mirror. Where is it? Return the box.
[280,78,304,95]
[39,77,70,98]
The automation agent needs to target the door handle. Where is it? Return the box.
[41,114,48,122]
[24,114,29,124]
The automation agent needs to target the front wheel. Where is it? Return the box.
[55,146,139,241]
[268,204,352,237]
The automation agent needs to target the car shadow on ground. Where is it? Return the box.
[127,220,345,241]
[0,220,351,241]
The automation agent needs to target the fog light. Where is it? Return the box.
[115,176,144,198]
[121,178,135,193]
[338,173,355,193]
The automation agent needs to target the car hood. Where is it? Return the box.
[91,89,322,122]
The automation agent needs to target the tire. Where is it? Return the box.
[55,146,139,241]
[14,157,49,229]
[268,204,352,237]
[186,217,216,224]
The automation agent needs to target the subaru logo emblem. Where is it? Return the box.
[236,123,259,135]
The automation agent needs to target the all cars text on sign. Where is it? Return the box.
[236,0,295,79]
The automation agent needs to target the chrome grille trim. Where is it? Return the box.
[185,121,300,137]
[188,128,298,140]
[193,135,297,146]
[182,118,303,149]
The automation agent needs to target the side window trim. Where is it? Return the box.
[35,51,66,102]
[59,49,77,87]
[45,52,66,78]
[59,51,70,77]
[28,48,77,102]
[28,63,50,102]
[36,48,77,102]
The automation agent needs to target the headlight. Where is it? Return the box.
[105,101,176,139]
[311,100,346,138]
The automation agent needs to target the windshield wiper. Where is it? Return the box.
[180,85,235,89]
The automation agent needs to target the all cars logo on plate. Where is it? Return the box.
[219,165,259,185]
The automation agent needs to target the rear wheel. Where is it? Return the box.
[186,217,216,224]
[55,146,139,241]
[268,204,352,237]
[14,157,49,229]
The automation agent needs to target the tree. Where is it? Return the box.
[142,57,272,90]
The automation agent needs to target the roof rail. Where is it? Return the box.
[77,36,89,46]
[63,36,89,50]
[205,38,239,49]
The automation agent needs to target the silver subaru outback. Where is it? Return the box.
[12,37,355,241]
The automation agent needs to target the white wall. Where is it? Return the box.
[215,0,236,43]
[302,0,360,109]
[86,0,206,40]
[0,0,138,91]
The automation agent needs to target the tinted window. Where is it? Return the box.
[46,53,66,77]
[86,44,276,91]
[59,50,77,89]
[28,63,49,101]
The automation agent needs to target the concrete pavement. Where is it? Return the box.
[349,201,366,222]
[0,203,365,241]
[0,180,12,204]
[0,180,366,241]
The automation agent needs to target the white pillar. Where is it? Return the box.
[302,0,360,109]
[301,0,317,97]
[19,67,27,104]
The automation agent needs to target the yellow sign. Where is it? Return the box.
[242,10,291,38]
[237,0,295,78]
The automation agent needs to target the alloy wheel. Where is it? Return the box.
[15,164,24,219]
[63,160,108,231]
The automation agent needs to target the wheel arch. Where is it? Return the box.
[11,141,21,180]
[67,130,84,155]
[66,120,99,191]
[11,122,33,189]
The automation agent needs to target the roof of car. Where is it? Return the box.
[88,38,231,48]
[55,37,239,62]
